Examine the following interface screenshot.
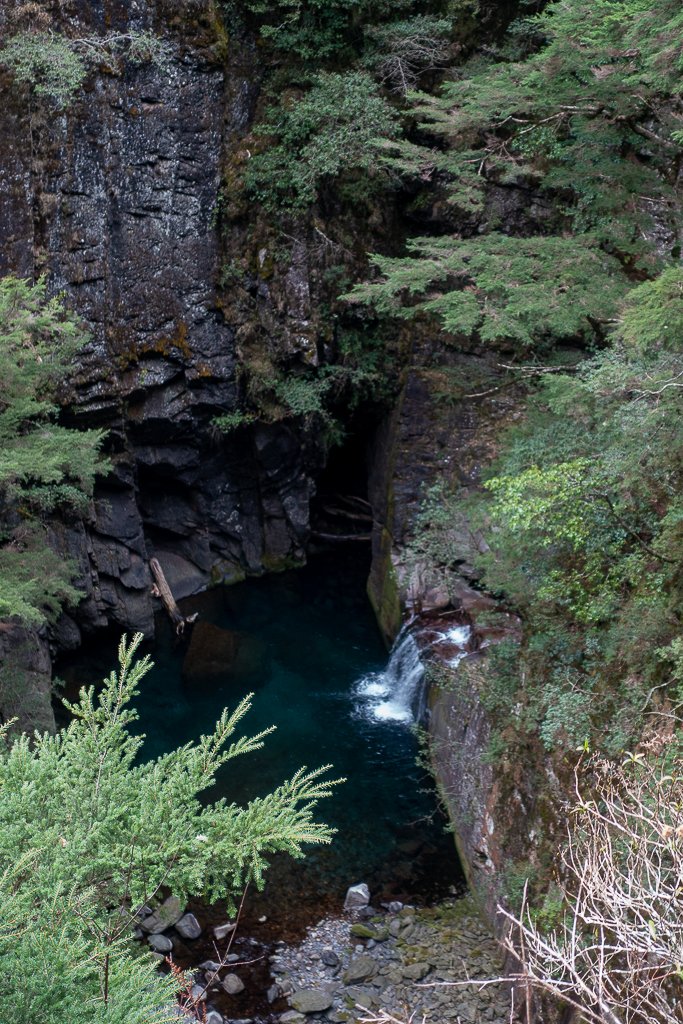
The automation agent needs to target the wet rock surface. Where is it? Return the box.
[266,897,512,1024]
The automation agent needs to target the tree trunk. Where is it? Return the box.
[149,558,198,635]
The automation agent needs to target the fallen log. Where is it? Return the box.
[149,558,198,636]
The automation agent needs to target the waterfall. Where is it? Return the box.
[354,623,472,725]
[355,628,425,724]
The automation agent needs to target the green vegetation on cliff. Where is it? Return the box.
[339,0,683,755]
[0,277,105,624]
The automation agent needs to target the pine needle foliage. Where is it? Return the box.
[0,276,106,623]
[0,634,341,1023]
[349,0,683,352]
[348,233,627,353]
[245,72,399,210]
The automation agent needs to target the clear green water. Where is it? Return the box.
[59,552,463,934]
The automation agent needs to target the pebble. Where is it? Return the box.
[268,895,514,1024]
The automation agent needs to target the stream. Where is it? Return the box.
[57,551,468,1021]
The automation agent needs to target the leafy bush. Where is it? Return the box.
[0,28,171,107]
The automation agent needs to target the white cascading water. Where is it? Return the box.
[354,623,471,725]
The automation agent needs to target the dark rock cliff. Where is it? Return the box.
[0,1,321,656]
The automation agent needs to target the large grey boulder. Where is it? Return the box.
[343,882,370,912]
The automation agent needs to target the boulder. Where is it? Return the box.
[140,896,184,934]
[148,933,173,954]
[222,973,245,995]
[342,956,377,985]
[289,990,334,1014]
[176,913,202,940]
[343,883,370,912]
[402,962,431,981]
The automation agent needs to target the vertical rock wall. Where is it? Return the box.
[0,1,320,647]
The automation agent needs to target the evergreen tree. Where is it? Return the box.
[0,276,105,623]
[0,634,340,1023]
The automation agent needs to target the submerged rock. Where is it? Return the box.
[222,973,245,995]
[182,622,268,687]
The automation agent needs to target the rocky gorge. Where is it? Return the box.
[0,1,656,1022]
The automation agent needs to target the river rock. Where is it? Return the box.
[279,1013,306,1024]
[321,949,340,968]
[200,960,222,972]
[402,962,431,981]
[140,896,184,934]
[213,921,236,940]
[148,933,173,953]
[342,955,377,985]
[344,986,377,1009]
[205,1012,224,1024]
[289,989,334,1014]
[222,973,245,995]
[343,883,370,911]
[176,913,202,940]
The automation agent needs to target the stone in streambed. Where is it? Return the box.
[321,949,340,968]
[343,986,377,1009]
[343,883,370,912]
[222,973,245,995]
[279,1013,306,1024]
[140,895,183,933]
[350,923,389,941]
[342,955,377,985]
[213,921,236,940]
[289,989,334,1013]
[176,913,202,939]
[402,962,431,981]
[148,933,173,953]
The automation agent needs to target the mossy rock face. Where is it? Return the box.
[367,526,401,645]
